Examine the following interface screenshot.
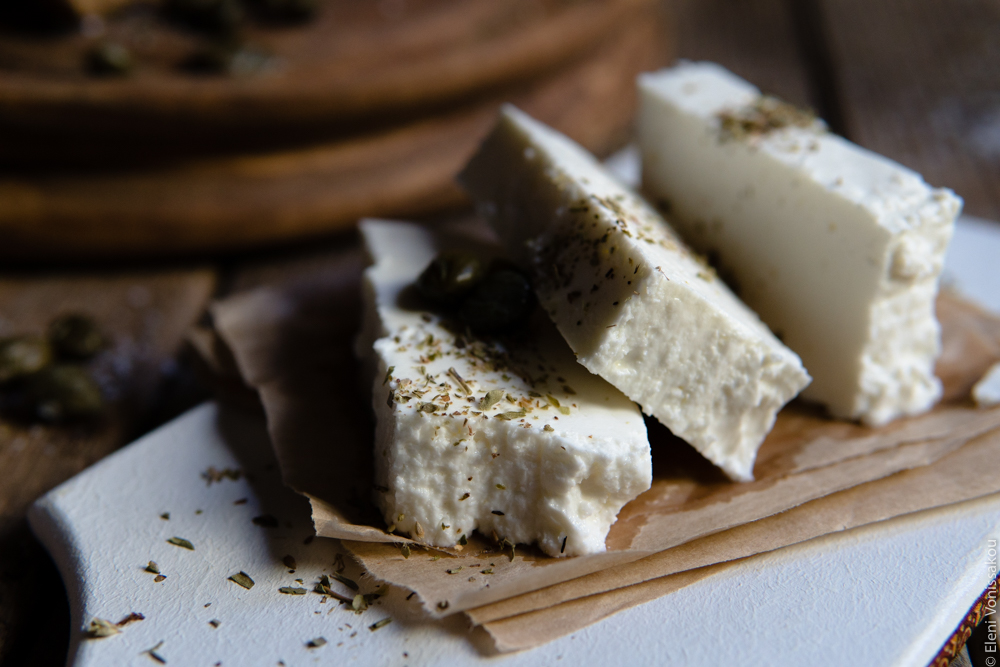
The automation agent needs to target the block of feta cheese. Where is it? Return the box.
[458,106,810,482]
[638,61,962,426]
[972,362,1000,408]
[355,219,651,557]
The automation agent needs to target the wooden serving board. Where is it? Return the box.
[0,0,653,166]
[0,5,671,260]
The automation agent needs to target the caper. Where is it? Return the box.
[164,0,243,34]
[0,336,53,384]
[416,252,486,307]
[457,269,536,334]
[86,42,133,77]
[26,365,104,423]
[49,314,105,360]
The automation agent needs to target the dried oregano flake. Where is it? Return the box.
[166,537,194,550]
[479,389,504,411]
[228,571,255,589]
[145,641,166,664]
[330,572,359,591]
[84,618,120,639]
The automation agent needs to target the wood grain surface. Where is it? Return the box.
[0,0,650,163]
[0,269,216,664]
[815,0,1000,221]
[0,4,670,260]
[671,0,813,110]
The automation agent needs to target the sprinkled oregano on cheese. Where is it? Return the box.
[282,555,297,570]
[417,402,436,413]
[145,561,159,574]
[352,594,368,613]
[228,571,254,589]
[279,587,307,595]
[307,637,327,648]
[495,409,526,420]
[495,483,506,490]
[166,537,194,550]
[446,367,471,395]
[383,366,395,385]
[400,544,411,558]
[480,389,504,410]
[718,95,819,141]
[543,424,555,432]
[370,618,392,631]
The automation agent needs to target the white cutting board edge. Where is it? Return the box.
[27,401,1000,667]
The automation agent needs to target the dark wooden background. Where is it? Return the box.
[2,0,998,665]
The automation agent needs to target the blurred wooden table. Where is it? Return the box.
[2,0,999,665]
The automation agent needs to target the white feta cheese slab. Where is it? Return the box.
[458,106,809,482]
[637,61,962,426]
[972,361,1000,407]
[356,219,650,557]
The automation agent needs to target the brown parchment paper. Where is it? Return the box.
[210,240,1000,620]
[480,430,1000,651]
[471,425,1000,628]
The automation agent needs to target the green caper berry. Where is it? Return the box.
[416,252,485,307]
[86,42,133,77]
[26,365,104,423]
[0,336,53,384]
[49,314,105,360]
[457,269,535,334]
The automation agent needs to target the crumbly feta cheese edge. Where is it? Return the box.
[357,219,651,556]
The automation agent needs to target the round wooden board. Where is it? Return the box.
[0,0,652,166]
[0,6,671,260]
